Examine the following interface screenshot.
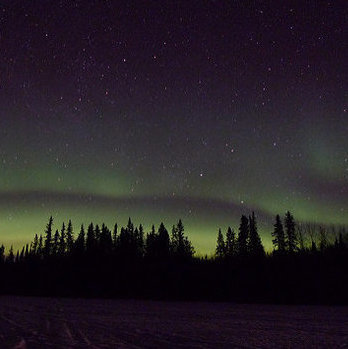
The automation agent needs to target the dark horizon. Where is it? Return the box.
[1,211,347,305]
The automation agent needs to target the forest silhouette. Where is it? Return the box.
[0,212,347,304]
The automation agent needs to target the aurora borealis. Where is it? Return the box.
[0,1,346,254]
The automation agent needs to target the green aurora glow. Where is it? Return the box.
[0,1,346,254]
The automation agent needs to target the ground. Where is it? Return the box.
[0,296,347,348]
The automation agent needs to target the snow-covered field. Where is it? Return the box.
[0,296,347,348]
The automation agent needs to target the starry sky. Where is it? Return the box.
[0,1,347,254]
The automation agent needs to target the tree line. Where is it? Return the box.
[0,218,194,264]
[0,212,347,304]
[214,211,346,259]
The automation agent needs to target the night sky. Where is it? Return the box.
[0,1,347,254]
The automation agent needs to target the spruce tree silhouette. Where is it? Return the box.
[248,212,265,257]
[157,222,170,259]
[137,224,145,257]
[44,216,53,257]
[58,223,66,256]
[272,214,286,253]
[75,224,85,255]
[112,223,118,249]
[215,228,225,258]
[37,235,43,257]
[237,215,249,257]
[100,223,112,255]
[171,219,194,260]
[31,234,38,256]
[86,223,95,253]
[225,227,236,258]
[66,220,74,254]
[133,227,140,257]
[53,229,60,255]
[94,224,101,252]
[145,224,157,259]
[118,219,139,259]
[284,211,297,253]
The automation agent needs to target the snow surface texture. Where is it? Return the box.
[0,296,347,348]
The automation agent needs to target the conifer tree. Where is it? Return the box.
[53,229,60,255]
[100,223,112,255]
[215,228,225,258]
[95,224,101,250]
[157,222,170,259]
[127,217,134,236]
[31,234,39,255]
[37,235,43,257]
[86,223,95,253]
[248,212,265,257]
[137,224,145,257]
[118,225,131,255]
[171,219,194,259]
[272,214,285,253]
[44,216,53,257]
[118,227,127,251]
[112,223,118,248]
[74,224,85,254]
[119,222,138,257]
[66,219,74,253]
[237,215,249,257]
[133,227,140,254]
[225,227,236,258]
[145,225,156,258]
[58,223,66,255]
[284,211,297,252]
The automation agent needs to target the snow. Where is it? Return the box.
[0,296,347,348]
